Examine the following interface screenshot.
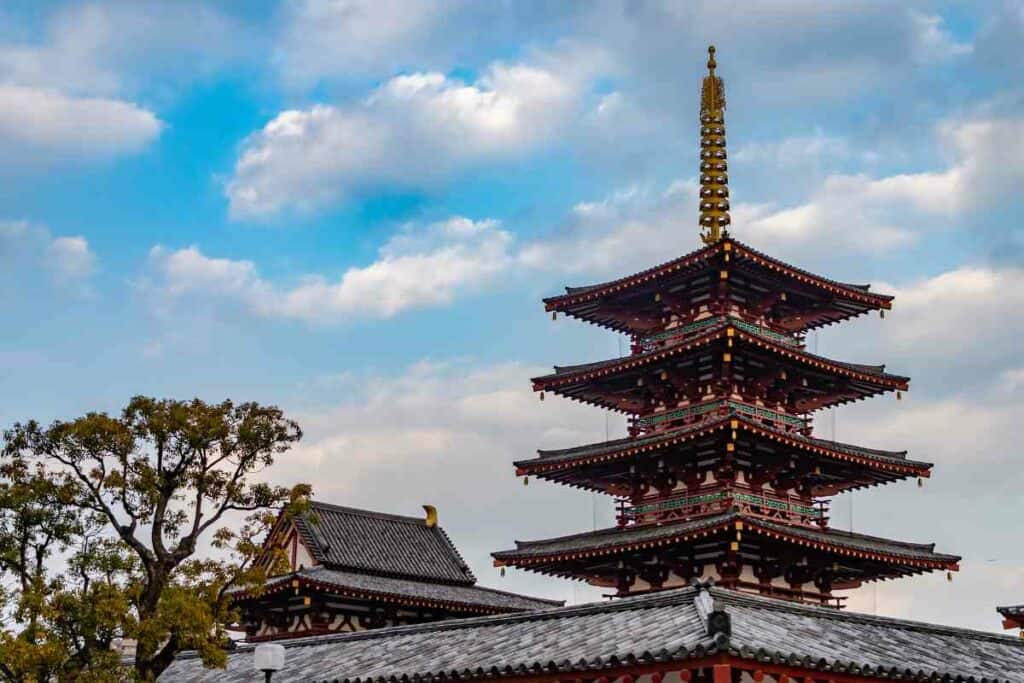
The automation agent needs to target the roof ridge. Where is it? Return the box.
[537,322,908,385]
[526,413,924,467]
[544,238,894,307]
[308,500,430,525]
[712,587,1024,645]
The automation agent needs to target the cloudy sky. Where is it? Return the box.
[2,0,1022,632]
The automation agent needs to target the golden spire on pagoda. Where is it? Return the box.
[699,45,730,245]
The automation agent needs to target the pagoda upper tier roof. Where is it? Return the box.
[544,238,893,333]
[532,317,909,411]
[516,412,931,492]
[492,512,959,573]
[293,501,476,585]
[229,565,561,615]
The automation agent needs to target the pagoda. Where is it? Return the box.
[493,46,960,607]
[232,500,559,640]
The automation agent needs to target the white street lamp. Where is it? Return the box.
[253,643,286,682]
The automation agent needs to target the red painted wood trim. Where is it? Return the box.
[468,654,908,683]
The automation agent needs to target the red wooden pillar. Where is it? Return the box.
[713,664,732,683]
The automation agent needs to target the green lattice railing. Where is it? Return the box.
[630,490,820,519]
[634,399,806,429]
[639,315,798,351]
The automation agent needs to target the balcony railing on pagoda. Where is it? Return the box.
[617,484,828,528]
[634,314,805,354]
[630,398,810,435]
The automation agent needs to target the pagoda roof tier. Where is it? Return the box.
[544,238,893,334]
[230,565,561,617]
[516,413,931,494]
[492,512,959,582]
[532,318,909,413]
[999,604,1024,630]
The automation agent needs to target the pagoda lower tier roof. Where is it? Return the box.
[515,412,932,493]
[532,318,909,411]
[544,238,893,333]
[230,565,562,615]
[492,512,959,578]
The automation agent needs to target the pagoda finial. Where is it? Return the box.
[699,45,730,245]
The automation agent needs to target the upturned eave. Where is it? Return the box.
[543,238,893,333]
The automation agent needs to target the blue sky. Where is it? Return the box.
[2,1,1023,631]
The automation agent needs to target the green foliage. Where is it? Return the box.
[0,397,309,681]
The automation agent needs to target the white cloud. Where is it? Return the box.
[227,48,600,217]
[146,217,514,322]
[0,84,161,157]
[734,130,856,169]
[274,0,452,88]
[0,1,258,160]
[909,11,973,64]
[519,181,701,275]
[724,115,1024,263]
[0,1,253,97]
[881,266,1024,358]
[842,562,1024,632]
[267,360,615,605]
[505,113,1024,280]
[47,235,97,282]
[0,221,97,286]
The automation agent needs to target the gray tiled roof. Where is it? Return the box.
[255,565,561,612]
[494,513,734,559]
[492,512,959,566]
[535,319,905,384]
[295,502,475,585]
[518,412,926,471]
[547,238,888,305]
[160,585,1024,682]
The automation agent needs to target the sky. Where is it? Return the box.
[1,0,1023,633]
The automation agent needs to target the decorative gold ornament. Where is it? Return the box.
[700,45,731,246]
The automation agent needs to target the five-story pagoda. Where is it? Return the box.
[493,47,960,608]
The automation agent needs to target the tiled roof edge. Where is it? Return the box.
[173,586,705,662]
[714,587,1024,645]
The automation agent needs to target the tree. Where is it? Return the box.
[1,396,308,681]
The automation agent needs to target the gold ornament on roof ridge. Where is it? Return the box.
[699,45,731,246]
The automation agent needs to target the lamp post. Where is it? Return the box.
[253,643,285,682]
